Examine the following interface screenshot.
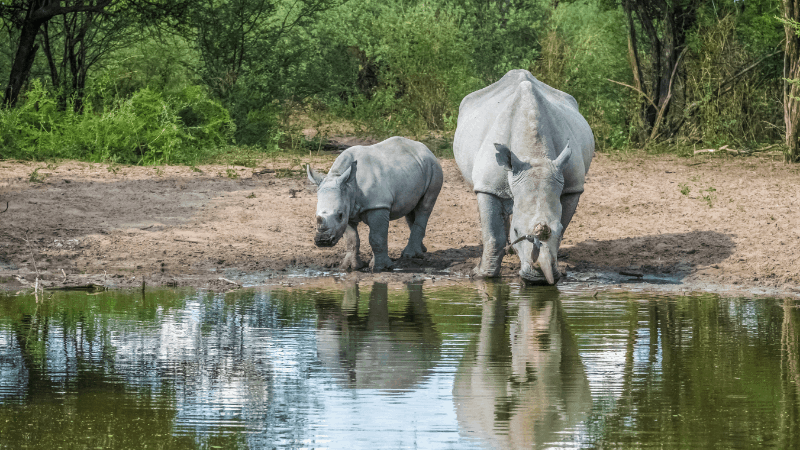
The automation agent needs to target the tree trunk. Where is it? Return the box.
[2,0,113,108]
[622,0,698,143]
[623,0,649,142]
[783,0,800,162]
[3,9,47,107]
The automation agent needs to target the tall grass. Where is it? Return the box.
[682,14,783,148]
[0,81,234,165]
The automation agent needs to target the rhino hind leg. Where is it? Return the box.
[402,170,442,259]
[473,192,509,278]
[401,211,428,258]
[364,208,394,272]
[339,222,365,271]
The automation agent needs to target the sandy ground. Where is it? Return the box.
[1,150,799,297]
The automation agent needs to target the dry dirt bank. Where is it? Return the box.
[1,151,799,297]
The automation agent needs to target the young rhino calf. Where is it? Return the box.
[307,137,444,272]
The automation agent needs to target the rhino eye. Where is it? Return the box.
[337,212,344,221]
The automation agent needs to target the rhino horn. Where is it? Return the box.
[537,243,556,285]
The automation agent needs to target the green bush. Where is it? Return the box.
[316,0,480,135]
[682,10,783,148]
[455,0,548,80]
[528,0,630,151]
[0,81,234,165]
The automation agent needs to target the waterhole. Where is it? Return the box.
[1,282,798,449]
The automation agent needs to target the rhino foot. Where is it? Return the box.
[339,253,365,272]
[401,245,425,259]
[369,255,394,273]
[471,264,501,279]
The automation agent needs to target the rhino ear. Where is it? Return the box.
[307,164,325,186]
[336,161,357,187]
[554,141,572,172]
[494,143,521,173]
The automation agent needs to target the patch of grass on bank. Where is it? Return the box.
[0,82,234,166]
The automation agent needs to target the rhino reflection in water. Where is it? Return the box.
[453,282,591,448]
[315,282,442,390]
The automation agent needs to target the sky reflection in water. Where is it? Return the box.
[0,282,798,449]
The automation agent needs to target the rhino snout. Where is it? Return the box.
[314,235,339,247]
[518,242,559,285]
[314,214,345,247]
[314,231,340,247]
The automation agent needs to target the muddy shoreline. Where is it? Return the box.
[1,152,799,298]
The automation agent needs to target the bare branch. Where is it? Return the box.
[649,45,689,141]
[31,1,113,22]
[607,78,658,111]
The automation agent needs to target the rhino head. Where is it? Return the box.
[307,161,357,247]
[495,142,572,285]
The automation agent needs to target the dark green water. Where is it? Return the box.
[0,282,798,449]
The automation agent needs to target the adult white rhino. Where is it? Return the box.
[454,69,594,284]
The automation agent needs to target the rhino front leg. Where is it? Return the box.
[559,192,582,233]
[474,192,508,278]
[340,222,365,271]
[363,208,393,272]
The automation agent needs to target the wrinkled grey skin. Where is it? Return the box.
[453,69,594,284]
[307,136,444,272]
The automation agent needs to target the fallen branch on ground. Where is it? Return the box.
[219,277,241,286]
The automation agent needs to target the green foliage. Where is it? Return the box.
[95,34,199,100]
[0,80,234,165]
[454,0,548,79]
[317,0,480,135]
[28,168,46,183]
[682,12,783,148]
[701,186,717,207]
[190,0,340,147]
[528,0,630,150]
[0,0,793,162]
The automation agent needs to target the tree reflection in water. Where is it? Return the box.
[783,298,800,450]
[453,281,591,449]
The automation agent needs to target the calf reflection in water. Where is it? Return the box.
[315,282,442,390]
[453,282,591,448]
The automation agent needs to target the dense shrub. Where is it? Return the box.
[528,0,631,150]
[681,8,784,147]
[0,81,234,165]
[313,0,480,135]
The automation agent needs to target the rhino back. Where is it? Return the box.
[332,137,441,219]
[454,69,594,197]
